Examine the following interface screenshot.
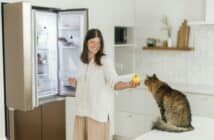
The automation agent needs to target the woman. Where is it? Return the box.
[68,28,140,140]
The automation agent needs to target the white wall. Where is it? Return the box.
[0,0,135,140]
[135,0,205,46]
[135,0,214,93]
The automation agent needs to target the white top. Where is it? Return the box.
[133,116,214,140]
[75,56,118,122]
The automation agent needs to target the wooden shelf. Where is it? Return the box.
[143,46,194,51]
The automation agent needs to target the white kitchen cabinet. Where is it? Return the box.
[115,45,135,75]
[113,0,135,27]
[206,0,214,22]
[114,26,136,75]
[114,111,157,139]
[189,0,214,25]
[65,97,76,140]
[114,86,160,139]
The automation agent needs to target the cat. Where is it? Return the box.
[144,74,193,132]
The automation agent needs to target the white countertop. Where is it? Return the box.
[133,116,214,140]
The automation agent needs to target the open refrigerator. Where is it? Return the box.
[3,2,88,111]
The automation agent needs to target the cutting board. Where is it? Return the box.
[177,20,190,48]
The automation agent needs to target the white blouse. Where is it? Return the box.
[75,56,118,122]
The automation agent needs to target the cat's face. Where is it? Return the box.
[144,74,159,88]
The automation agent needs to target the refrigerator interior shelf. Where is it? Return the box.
[38,47,49,50]
[60,46,77,49]
[38,73,49,77]
[59,26,80,31]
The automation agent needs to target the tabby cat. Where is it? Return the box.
[144,74,193,132]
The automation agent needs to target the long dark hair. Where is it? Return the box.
[81,28,105,66]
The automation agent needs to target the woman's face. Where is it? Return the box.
[87,37,101,56]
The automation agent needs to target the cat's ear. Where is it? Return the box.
[153,73,158,80]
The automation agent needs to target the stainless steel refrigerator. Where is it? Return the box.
[3,2,88,111]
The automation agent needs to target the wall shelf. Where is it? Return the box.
[143,46,194,51]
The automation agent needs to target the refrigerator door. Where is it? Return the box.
[3,2,34,111]
[33,10,59,101]
[58,9,88,96]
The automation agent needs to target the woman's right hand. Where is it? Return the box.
[68,77,77,87]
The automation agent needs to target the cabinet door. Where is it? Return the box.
[14,107,42,140]
[115,111,146,138]
[3,2,34,111]
[115,46,135,75]
[57,9,88,97]
[42,100,65,140]
[10,100,65,140]
[206,0,214,22]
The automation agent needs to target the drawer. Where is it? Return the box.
[115,111,158,139]
[115,111,145,138]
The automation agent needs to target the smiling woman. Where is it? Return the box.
[69,28,140,140]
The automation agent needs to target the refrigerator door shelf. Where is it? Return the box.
[37,90,58,99]
[37,64,49,75]
[34,10,59,103]
[38,95,65,106]
[37,78,57,92]
[58,10,88,96]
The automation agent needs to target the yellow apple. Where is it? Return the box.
[131,74,141,84]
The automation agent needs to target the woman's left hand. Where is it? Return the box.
[68,77,77,87]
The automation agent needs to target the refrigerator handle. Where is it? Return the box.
[58,69,62,93]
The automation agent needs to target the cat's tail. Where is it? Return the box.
[152,118,194,133]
